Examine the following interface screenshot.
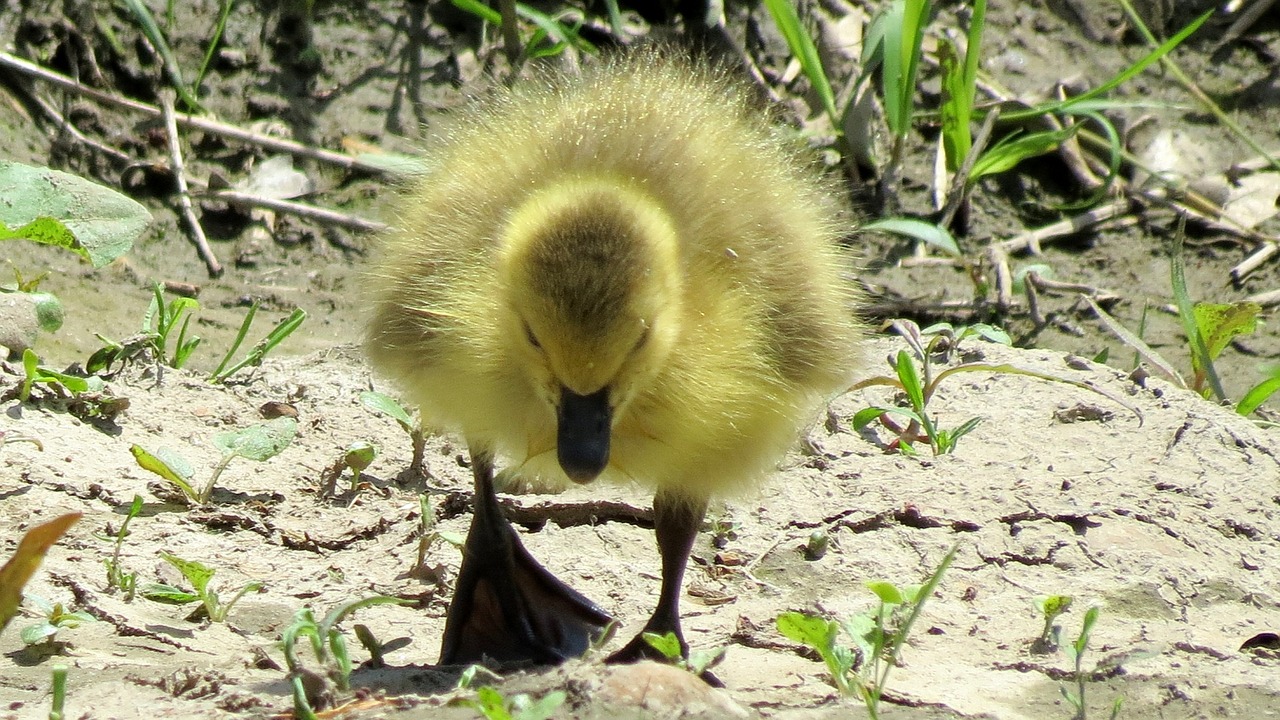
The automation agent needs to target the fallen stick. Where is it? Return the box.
[0,50,393,176]
[160,92,222,278]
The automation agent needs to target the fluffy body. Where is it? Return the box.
[367,52,863,504]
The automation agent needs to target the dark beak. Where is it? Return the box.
[557,386,610,483]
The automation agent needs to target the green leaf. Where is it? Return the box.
[344,442,377,473]
[360,391,414,428]
[763,0,838,124]
[641,631,683,661]
[894,351,925,412]
[776,611,836,652]
[130,445,197,499]
[1192,302,1260,368]
[864,218,961,257]
[1036,594,1073,618]
[159,552,215,595]
[514,690,566,720]
[21,620,59,645]
[0,161,151,267]
[1237,369,1280,417]
[938,39,970,173]
[866,581,905,605]
[214,417,297,462]
[970,126,1079,181]
[138,583,200,605]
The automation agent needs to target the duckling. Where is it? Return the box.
[366,49,864,672]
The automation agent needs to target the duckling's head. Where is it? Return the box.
[497,178,684,483]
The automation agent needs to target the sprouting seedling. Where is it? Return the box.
[281,596,408,717]
[456,685,567,720]
[778,546,955,719]
[209,303,307,384]
[98,495,144,601]
[131,417,298,504]
[327,441,377,497]
[1061,605,1123,720]
[642,631,726,677]
[414,494,464,572]
[48,664,68,720]
[18,349,105,403]
[1088,223,1278,418]
[450,0,596,67]
[140,552,262,623]
[20,595,96,648]
[852,348,983,456]
[852,319,1140,455]
[360,390,426,471]
[142,283,201,370]
[1032,594,1073,654]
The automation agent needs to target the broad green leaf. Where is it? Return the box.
[866,580,905,605]
[641,631,683,661]
[938,38,970,173]
[130,445,197,499]
[515,690,566,720]
[1036,594,1073,618]
[360,391,414,427]
[0,514,81,634]
[214,417,297,462]
[864,218,961,257]
[21,620,60,645]
[1192,302,1260,368]
[0,161,151,267]
[776,611,837,651]
[159,553,215,595]
[894,351,925,411]
[27,292,65,332]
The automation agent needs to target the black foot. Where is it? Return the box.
[439,450,612,666]
[606,631,724,687]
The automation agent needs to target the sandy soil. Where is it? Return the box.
[3,337,1279,719]
[3,0,1280,718]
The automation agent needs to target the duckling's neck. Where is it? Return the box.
[499,176,682,333]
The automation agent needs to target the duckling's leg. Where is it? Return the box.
[606,489,709,667]
[439,447,613,666]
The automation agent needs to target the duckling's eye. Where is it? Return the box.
[523,321,542,350]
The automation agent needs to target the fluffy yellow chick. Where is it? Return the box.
[366,49,863,673]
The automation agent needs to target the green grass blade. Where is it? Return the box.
[121,0,203,112]
[864,217,961,257]
[1170,227,1227,401]
[451,0,501,24]
[1237,370,1280,417]
[210,301,259,382]
[763,0,838,124]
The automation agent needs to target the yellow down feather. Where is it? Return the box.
[366,50,864,501]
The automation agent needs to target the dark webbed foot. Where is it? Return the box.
[604,490,722,686]
[439,448,612,666]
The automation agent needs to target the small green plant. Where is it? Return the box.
[641,630,726,677]
[142,284,201,369]
[342,441,377,495]
[131,416,298,504]
[98,495,144,600]
[48,664,68,720]
[457,685,566,720]
[208,302,307,384]
[360,390,426,470]
[140,552,262,623]
[777,546,955,718]
[1061,606,1123,720]
[853,319,1138,454]
[20,595,96,648]
[852,348,983,455]
[1089,226,1278,418]
[18,349,105,403]
[1032,594,1073,654]
[282,597,406,688]
[450,0,595,66]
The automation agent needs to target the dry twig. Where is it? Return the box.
[159,92,221,278]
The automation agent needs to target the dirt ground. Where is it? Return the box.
[2,0,1280,718]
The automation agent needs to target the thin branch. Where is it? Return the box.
[206,190,389,234]
[160,91,222,278]
[995,198,1133,254]
[0,50,393,176]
